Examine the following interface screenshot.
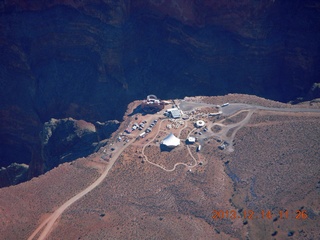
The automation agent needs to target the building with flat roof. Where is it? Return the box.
[139,132,146,138]
[197,145,201,151]
[166,108,181,119]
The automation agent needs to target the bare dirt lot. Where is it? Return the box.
[228,111,320,239]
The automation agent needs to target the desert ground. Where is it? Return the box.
[0,94,319,240]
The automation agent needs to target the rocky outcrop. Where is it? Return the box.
[0,117,119,188]
[306,83,320,101]
[0,163,29,188]
[0,0,319,186]
[94,120,120,141]
[39,118,119,172]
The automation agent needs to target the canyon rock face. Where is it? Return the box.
[0,163,29,188]
[40,118,97,171]
[0,117,119,187]
[1,0,320,186]
[40,118,119,174]
[0,95,319,240]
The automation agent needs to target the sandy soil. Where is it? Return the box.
[0,94,319,240]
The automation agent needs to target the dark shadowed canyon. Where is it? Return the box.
[1,0,320,187]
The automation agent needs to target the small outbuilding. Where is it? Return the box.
[139,132,146,138]
[187,137,196,143]
[197,145,202,151]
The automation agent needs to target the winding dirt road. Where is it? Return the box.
[141,119,198,172]
[28,138,135,240]
[28,100,320,239]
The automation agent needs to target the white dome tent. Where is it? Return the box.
[161,133,180,148]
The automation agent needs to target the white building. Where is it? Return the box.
[161,133,180,148]
[197,145,201,151]
[187,137,196,143]
[209,112,221,116]
[195,120,205,128]
[139,132,146,138]
[166,108,181,119]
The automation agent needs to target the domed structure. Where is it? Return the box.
[161,133,180,148]
[195,120,205,128]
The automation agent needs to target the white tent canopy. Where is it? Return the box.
[161,133,180,148]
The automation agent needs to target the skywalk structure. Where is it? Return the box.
[141,94,165,113]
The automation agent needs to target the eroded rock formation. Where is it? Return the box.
[0,0,319,186]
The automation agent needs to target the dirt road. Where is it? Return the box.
[28,138,135,240]
[29,100,320,239]
[141,119,198,172]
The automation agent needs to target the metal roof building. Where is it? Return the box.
[166,108,181,119]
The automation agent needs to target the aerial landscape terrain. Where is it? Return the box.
[1,94,320,239]
[0,0,320,239]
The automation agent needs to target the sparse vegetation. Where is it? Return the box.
[1,95,319,240]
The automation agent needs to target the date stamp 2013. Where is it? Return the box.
[212,210,308,220]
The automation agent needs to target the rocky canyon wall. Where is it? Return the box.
[0,0,319,186]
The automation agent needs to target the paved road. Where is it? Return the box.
[180,100,320,116]
[28,138,135,240]
[220,103,254,116]
[179,101,216,111]
[180,100,320,152]
[222,103,320,116]
[28,100,320,239]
